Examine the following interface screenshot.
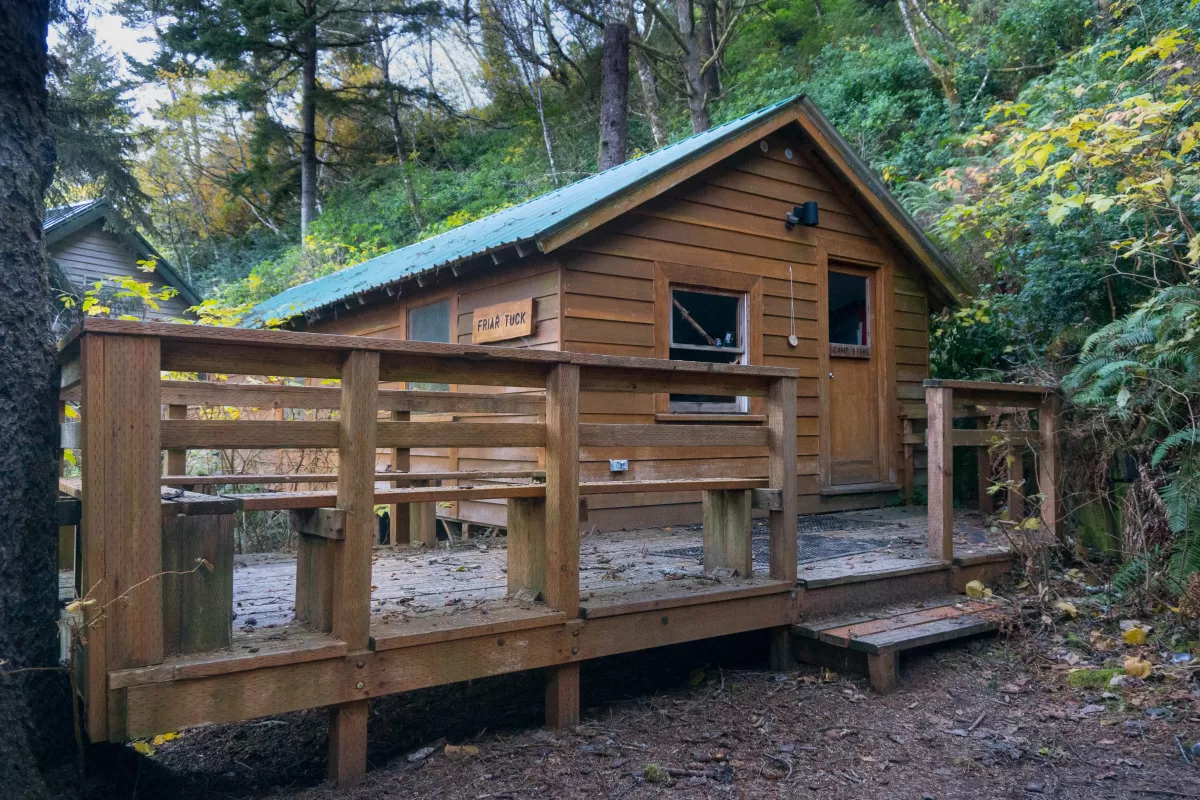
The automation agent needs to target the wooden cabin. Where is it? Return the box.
[46,199,200,326]
[247,96,971,533]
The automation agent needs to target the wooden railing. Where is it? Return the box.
[917,379,1062,560]
[57,319,798,786]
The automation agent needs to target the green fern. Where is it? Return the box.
[1153,427,1200,467]
[1110,551,1152,599]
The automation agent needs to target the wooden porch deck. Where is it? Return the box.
[223,506,1012,631]
[56,320,1059,788]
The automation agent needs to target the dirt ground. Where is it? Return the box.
[81,582,1200,800]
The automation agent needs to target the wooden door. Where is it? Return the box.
[826,265,881,485]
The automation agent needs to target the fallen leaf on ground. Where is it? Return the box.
[444,744,480,757]
[1124,656,1152,679]
[1054,600,1078,619]
[1122,627,1147,646]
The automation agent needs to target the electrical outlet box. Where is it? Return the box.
[609,459,628,473]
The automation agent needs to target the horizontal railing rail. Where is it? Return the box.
[918,378,1062,561]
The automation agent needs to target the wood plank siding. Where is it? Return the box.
[50,222,194,321]
[302,123,940,529]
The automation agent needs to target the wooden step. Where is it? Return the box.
[792,596,1005,693]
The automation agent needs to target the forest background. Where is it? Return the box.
[49,0,1200,600]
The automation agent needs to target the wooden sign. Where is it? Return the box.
[830,343,870,359]
[472,298,535,344]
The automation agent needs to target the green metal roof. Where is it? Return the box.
[244,96,805,326]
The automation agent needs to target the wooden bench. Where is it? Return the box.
[792,597,1001,693]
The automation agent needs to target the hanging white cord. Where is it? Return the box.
[787,266,799,347]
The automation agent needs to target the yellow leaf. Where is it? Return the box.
[444,744,480,757]
[965,580,986,599]
[1122,627,1147,645]
[1123,656,1152,679]
[1054,601,1078,618]
[132,741,155,756]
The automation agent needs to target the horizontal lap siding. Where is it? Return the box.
[310,261,560,525]
[895,261,931,492]
[558,131,860,528]
[51,223,193,321]
[444,263,559,519]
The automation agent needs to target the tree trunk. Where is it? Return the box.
[697,0,720,97]
[299,11,319,240]
[671,0,709,133]
[632,43,667,148]
[597,22,629,171]
[0,1,65,797]
[898,0,958,107]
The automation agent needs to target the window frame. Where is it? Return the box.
[652,262,764,419]
[406,296,454,391]
[667,286,749,414]
[827,270,872,359]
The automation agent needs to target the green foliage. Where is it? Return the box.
[930,296,1021,378]
[1067,667,1120,689]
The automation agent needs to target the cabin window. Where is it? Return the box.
[668,287,747,413]
[828,271,870,358]
[408,298,451,390]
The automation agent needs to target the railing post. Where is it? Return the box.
[767,376,797,671]
[1006,446,1025,521]
[543,363,580,728]
[388,409,411,547]
[165,404,187,477]
[901,416,915,505]
[327,349,379,788]
[1038,393,1063,541]
[702,489,753,576]
[975,418,995,514]
[80,333,163,742]
[925,385,954,561]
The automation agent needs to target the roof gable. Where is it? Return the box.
[45,199,202,306]
[246,97,968,326]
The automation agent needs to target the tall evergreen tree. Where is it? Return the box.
[122,0,441,239]
[47,10,148,226]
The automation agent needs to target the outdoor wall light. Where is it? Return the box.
[785,201,819,229]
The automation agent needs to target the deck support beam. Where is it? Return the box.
[925,386,954,561]
[326,350,379,788]
[867,651,898,694]
[544,662,581,728]
[542,364,580,727]
[766,376,797,671]
[328,699,369,787]
[702,489,752,576]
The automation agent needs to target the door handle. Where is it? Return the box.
[829,371,834,378]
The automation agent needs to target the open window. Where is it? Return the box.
[828,271,870,358]
[407,299,451,391]
[668,287,747,413]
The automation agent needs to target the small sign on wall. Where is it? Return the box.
[472,297,535,344]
